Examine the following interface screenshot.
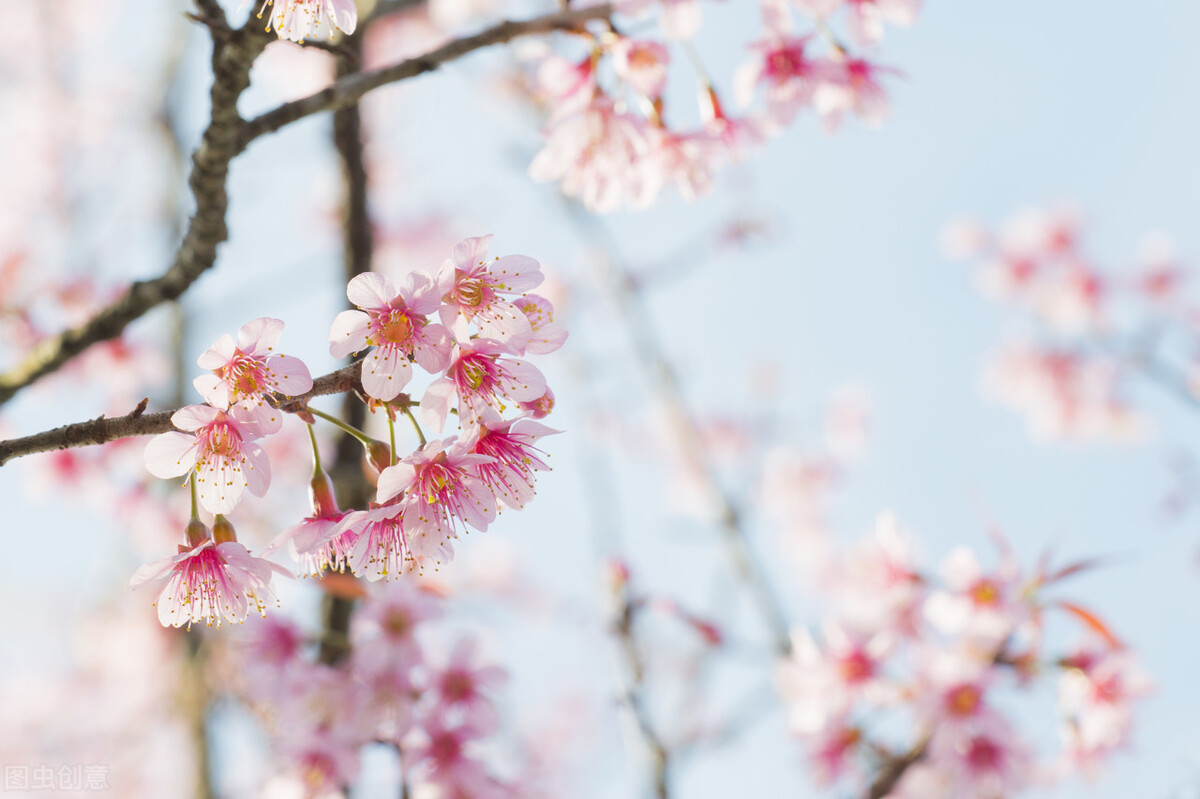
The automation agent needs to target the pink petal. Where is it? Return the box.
[377,462,417,503]
[243,444,272,497]
[490,255,543,293]
[362,346,412,401]
[347,272,396,311]
[197,334,236,370]
[193,373,231,409]
[452,235,493,270]
[237,317,285,354]
[171,403,220,432]
[420,379,455,433]
[144,432,198,478]
[271,354,313,395]
[329,309,371,358]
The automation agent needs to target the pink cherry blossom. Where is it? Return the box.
[529,96,663,214]
[468,412,559,510]
[512,295,567,354]
[517,386,556,419]
[129,538,291,629]
[376,438,498,567]
[245,0,358,43]
[1058,647,1152,774]
[924,546,1031,649]
[144,405,271,515]
[429,639,507,733]
[329,270,452,401]
[734,33,824,126]
[436,235,544,344]
[335,502,412,581]
[777,623,895,735]
[193,317,312,432]
[264,471,351,575]
[844,0,920,46]
[610,38,670,99]
[352,579,443,672]
[421,339,548,432]
[814,57,896,131]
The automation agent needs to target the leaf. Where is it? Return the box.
[1057,600,1123,650]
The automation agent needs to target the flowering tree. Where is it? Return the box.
[0,1,1176,798]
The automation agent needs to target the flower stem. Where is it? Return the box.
[306,420,324,476]
[387,413,398,466]
[401,406,427,448]
[309,406,374,447]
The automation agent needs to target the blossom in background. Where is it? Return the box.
[614,0,705,41]
[130,538,290,628]
[610,38,670,99]
[193,317,312,432]
[245,0,358,43]
[329,271,451,401]
[144,405,271,515]
[437,235,545,344]
[529,97,663,214]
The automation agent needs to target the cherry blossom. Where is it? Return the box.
[376,438,498,567]
[143,405,271,515]
[129,537,290,629]
[329,271,452,401]
[610,38,671,99]
[193,317,312,433]
[467,411,559,511]
[245,0,358,43]
[436,235,545,344]
[421,339,548,432]
[512,295,567,355]
[529,97,663,214]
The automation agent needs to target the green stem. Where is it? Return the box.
[401,406,427,448]
[306,421,324,476]
[387,413,398,466]
[189,471,200,520]
[309,407,374,447]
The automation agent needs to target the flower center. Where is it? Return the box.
[945,684,982,717]
[376,308,413,345]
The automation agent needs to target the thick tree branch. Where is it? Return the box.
[0,363,363,466]
[236,4,613,149]
[0,21,271,408]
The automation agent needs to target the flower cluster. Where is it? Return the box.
[135,237,564,628]
[527,0,917,212]
[777,516,1150,795]
[945,206,1192,441]
[227,580,536,798]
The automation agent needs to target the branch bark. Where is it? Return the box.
[0,363,363,466]
[236,4,613,149]
[0,20,271,408]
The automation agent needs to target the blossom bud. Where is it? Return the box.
[185,518,210,549]
[309,471,340,517]
[364,439,393,478]
[212,514,238,544]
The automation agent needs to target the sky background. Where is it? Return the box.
[3,0,1200,797]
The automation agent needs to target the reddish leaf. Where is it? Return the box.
[1057,600,1123,650]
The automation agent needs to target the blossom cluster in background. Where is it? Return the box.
[945,206,1194,442]
[525,0,918,212]
[779,517,1150,796]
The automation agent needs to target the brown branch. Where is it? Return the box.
[318,29,375,668]
[612,591,672,799]
[235,4,613,150]
[0,363,363,466]
[0,21,272,408]
[864,733,929,799]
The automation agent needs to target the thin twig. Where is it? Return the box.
[236,4,613,149]
[0,363,362,466]
[612,592,672,799]
[0,21,272,408]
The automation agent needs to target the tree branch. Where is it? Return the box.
[0,363,363,466]
[236,4,613,150]
[0,21,272,408]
